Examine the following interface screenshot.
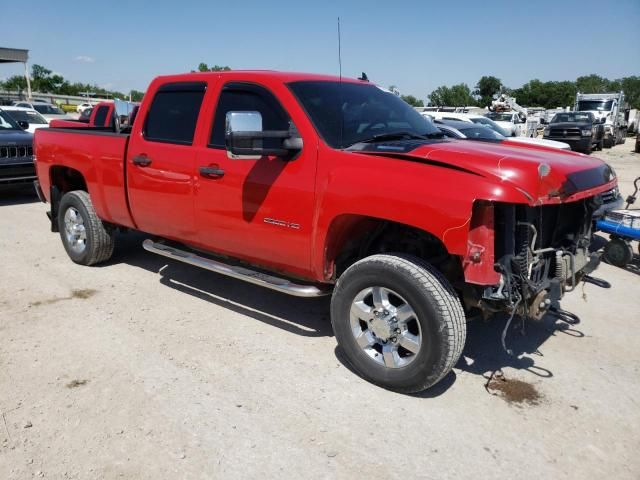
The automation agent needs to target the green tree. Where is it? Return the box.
[130,90,145,102]
[196,63,231,72]
[428,83,475,107]
[400,94,424,107]
[2,75,27,93]
[575,74,612,94]
[474,76,502,107]
[511,79,576,109]
[619,76,640,109]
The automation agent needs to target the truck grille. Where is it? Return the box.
[550,128,580,137]
[0,145,33,158]
[600,187,619,204]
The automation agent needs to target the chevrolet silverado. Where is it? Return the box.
[34,71,617,392]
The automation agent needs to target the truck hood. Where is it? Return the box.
[353,139,614,204]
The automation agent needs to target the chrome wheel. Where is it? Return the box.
[63,207,87,254]
[349,286,422,369]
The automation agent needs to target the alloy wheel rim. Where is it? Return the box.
[63,207,87,254]
[349,286,422,369]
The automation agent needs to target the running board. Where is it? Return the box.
[142,239,330,298]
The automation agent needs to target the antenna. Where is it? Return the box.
[337,17,342,81]
[338,17,344,147]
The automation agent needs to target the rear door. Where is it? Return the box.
[126,82,207,241]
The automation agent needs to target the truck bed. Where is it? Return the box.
[34,127,136,228]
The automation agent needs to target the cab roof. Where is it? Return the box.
[152,70,369,85]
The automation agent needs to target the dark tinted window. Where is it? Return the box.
[93,106,109,127]
[288,81,440,148]
[144,82,206,145]
[210,83,290,148]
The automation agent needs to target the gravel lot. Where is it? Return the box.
[1,141,639,479]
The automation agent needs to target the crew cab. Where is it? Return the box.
[543,111,605,154]
[34,71,618,393]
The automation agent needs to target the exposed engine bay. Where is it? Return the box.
[482,196,602,325]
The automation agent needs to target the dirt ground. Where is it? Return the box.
[1,140,639,479]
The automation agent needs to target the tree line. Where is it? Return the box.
[402,74,640,109]
[0,64,145,102]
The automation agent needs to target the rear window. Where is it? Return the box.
[143,82,206,145]
[93,105,109,127]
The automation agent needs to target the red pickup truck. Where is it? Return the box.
[34,71,617,393]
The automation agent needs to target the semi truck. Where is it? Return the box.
[575,91,628,148]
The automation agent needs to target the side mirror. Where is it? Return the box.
[225,111,302,159]
[17,120,29,130]
[540,118,547,125]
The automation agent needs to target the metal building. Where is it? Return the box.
[0,47,32,100]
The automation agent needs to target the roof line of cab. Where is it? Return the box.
[151,70,369,85]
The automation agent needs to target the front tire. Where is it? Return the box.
[330,254,466,393]
[58,190,115,265]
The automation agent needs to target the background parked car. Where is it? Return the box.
[1,106,49,133]
[543,111,604,154]
[76,102,93,114]
[0,109,35,187]
[12,101,70,121]
[423,112,570,150]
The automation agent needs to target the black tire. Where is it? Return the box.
[604,137,614,148]
[58,190,115,265]
[603,238,633,268]
[330,254,466,393]
[584,143,592,155]
[596,139,603,151]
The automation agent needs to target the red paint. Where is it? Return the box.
[34,71,618,285]
[49,102,115,128]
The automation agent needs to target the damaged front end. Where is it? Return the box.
[464,196,603,324]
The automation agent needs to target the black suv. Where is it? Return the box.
[0,109,35,187]
[543,111,604,154]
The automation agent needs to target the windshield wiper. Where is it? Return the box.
[364,131,429,142]
[347,131,443,148]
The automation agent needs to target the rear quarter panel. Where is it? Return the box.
[35,128,135,228]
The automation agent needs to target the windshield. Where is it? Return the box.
[470,117,510,136]
[458,125,504,140]
[6,110,48,125]
[484,112,514,122]
[33,104,64,115]
[0,110,21,130]
[288,81,441,148]
[577,100,613,112]
[551,112,593,123]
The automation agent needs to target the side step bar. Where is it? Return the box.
[142,239,331,298]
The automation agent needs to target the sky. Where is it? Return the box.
[1,0,639,100]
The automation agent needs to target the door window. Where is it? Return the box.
[209,83,290,149]
[143,82,206,145]
[93,105,109,127]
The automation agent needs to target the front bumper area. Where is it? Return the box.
[543,135,592,152]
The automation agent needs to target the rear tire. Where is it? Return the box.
[604,136,614,148]
[596,139,603,151]
[58,190,115,266]
[330,254,466,393]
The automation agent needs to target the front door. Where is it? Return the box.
[126,82,207,241]
[193,82,317,277]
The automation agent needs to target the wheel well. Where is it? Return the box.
[326,215,463,285]
[48,166,87,232]
[50,166,87,194]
